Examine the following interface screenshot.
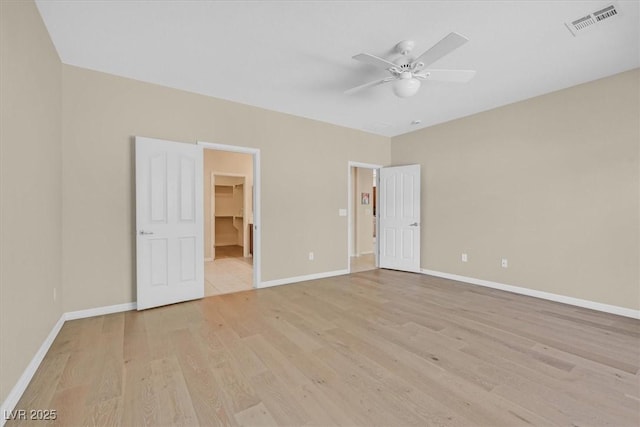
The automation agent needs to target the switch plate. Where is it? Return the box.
[501,258,508,268]
[309,252,314,261]
[461,253,468,262]
[338,209,347,217]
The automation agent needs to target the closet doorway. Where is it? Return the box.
[204,148,255,296]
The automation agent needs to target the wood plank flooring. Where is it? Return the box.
[7,269,640,426]
[349,254,376,273]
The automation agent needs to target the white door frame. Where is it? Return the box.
[198,141,261,288]
[347,161,382,273]
[210,172,248,260]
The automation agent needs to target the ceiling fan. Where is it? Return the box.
[346,32,476,98]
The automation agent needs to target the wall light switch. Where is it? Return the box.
[461,253,468,262]
[501,258,508,268]
[309,252,314,261]
[338,209,347,217]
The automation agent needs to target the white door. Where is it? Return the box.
[135,137,204,310]
[379,165,421,273]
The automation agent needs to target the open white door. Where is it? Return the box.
[135,137,204,310]
[379,165,421,273]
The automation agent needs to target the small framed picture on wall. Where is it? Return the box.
[361,193,370,205]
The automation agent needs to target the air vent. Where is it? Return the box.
[565,3,620,36]
[594,5,618,22]
[570,15,596,31]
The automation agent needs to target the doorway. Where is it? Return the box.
[348,162,381,273]
[200,143,259,296]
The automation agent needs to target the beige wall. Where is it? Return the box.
[355,168,374,255]
[61,65,390,311]
[391,69,640,310]
[204,150,253,257]
[0,0,63,403]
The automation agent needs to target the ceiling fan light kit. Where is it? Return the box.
[346,32,476,98]
[393,73,421,98]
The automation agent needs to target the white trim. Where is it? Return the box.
[421,269,640,319]
[197,141,256,155]
[1,314,65,427]
[349,161,383,169]
[64,302,137,321]
[198,141,261,288]
[348,161,381,274]
[259,269,349,289]
[205,257,213,262]
[1,302,138,422]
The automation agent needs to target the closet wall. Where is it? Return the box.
[204,150,253,259]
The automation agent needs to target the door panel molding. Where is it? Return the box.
[136,136,204,310]
[379,164,421,273]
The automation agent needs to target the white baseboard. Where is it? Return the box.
[259,269,349,289]
[1,314,65,427]
[65,302,137,321]
[1,301,137,423]
[421,269,640,319]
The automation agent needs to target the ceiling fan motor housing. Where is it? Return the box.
[391,56,416,77]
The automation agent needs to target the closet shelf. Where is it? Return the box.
[214,176,245,248]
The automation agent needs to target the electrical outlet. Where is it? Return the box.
[461,253,468,262]
[501,258,508,268]
[309,252,314,261]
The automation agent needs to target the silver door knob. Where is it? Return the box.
[139,230,154,235]
[409,222,419,227]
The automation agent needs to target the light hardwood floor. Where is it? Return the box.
[8,270,640,426]
[350,254,376,273]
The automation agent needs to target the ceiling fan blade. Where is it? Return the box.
[352,53,397,69]
[344,77,396,95]
[415,69,476,83]
[412,32,469,68]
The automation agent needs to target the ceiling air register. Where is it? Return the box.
[565,4,620,36]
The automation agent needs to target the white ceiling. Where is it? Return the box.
[36,1,639,137]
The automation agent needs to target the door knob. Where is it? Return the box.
[139,230,154,235]
[409,222,419,227]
